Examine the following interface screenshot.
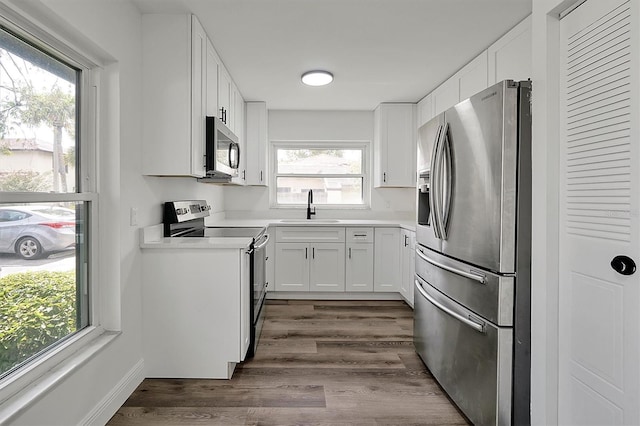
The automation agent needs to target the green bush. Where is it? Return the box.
[0,271,77,375]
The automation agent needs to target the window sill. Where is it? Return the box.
[0,328,120,424]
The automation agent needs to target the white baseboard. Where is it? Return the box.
[80,358,144,426]
[266,291,404,301]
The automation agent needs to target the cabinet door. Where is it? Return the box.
[400,230,415,307]
[458,50,488,101]
[230,86,246,185]
[205,39,219,117]
[374,104,416,188]
[245,101,268,186]
[374,228,401,292]
[346,243,374,292]
[417,93,433,128]
[275,243,309,291]
[142,14,192,176]
[488,16,531,85]
[265,226,275,293]
[218,67,231,125]
[432,78,459,116]
[310,243,346,292]
[190,16,207,177]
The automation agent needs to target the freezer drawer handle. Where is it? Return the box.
[415,248,486,284]
[414,278,485,334]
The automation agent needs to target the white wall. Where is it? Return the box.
[224,110,415,220]
[3,0,225,424]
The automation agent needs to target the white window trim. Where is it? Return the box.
[0,3,117,418]
[270,140,371,209]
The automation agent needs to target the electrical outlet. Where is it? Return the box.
[130,207,138,226]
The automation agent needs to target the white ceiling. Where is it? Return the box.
[133,0,532,111]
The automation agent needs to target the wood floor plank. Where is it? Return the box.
[123,382,326,408]
[315,340,416,354]
[256,338,318,354]
[107,300,470,426]
[108,407,248,425]
[243,352,404,369]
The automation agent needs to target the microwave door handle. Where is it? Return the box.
[229,142,240,169]
[414,277,485,333]
[429,125,443,239]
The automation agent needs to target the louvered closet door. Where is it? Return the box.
[559,1,640,424]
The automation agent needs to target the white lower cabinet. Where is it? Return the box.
[374,227,401,292]
[275,243,309,291]
[275,242,345,292]
[310,243,345,292]
[273,226,411,296]
[142,247,250,379]
[346,227,374,292]
[400,229,416,307]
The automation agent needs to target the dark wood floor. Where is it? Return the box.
[107,300,469,425]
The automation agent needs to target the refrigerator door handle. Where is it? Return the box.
[415,247,487,284]
[414,277,485,333]
[441,123,452,239]
[432,123,448,239]
[429,124,443,239]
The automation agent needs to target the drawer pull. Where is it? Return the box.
[353,234,367,237]
[414,277,485,333]
[416,248,486,284]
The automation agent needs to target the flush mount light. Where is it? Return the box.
[301,70,334,86]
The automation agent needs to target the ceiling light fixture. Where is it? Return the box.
[301,70,334,86]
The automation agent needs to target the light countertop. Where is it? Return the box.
[140,220,416,250]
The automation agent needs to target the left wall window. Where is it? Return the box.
[0,25,91,379]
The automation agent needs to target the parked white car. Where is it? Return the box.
[0,205,76,260]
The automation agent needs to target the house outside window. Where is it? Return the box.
[271,142,370,208]
[0,23,94,380]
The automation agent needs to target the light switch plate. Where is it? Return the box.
[130,207,138,226]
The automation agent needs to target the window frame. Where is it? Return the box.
[270,140,371,209]
[0,5,105,410]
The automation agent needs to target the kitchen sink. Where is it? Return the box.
[278,219,341,223]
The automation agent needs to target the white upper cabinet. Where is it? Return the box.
[218,67,232,127]
[432,77,459,117]
[190,16,207,177]
[433,50,488,116]
[205,38,219,118]
[488,16,532,86]
[141,14,247,179]
[142,14,208,177]
[373,103,416,188]
[426,15,531,120]
[245,102,268,186]
[458,50,488,101]
[416,93,434,129]
[230,85,246,185]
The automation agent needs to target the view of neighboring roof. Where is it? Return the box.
[0,138,53,152]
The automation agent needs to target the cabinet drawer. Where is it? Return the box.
[346,227,374,243]
[276,227,345,243]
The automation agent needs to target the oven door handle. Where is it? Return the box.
[415,247,486,284]
[414,277,485,334]
[253,233,270,251]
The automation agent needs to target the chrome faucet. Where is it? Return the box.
[306,189,316,220]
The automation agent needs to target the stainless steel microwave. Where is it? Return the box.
[205,116,240,178]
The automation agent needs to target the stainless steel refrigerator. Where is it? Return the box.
[414,80,531,426]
